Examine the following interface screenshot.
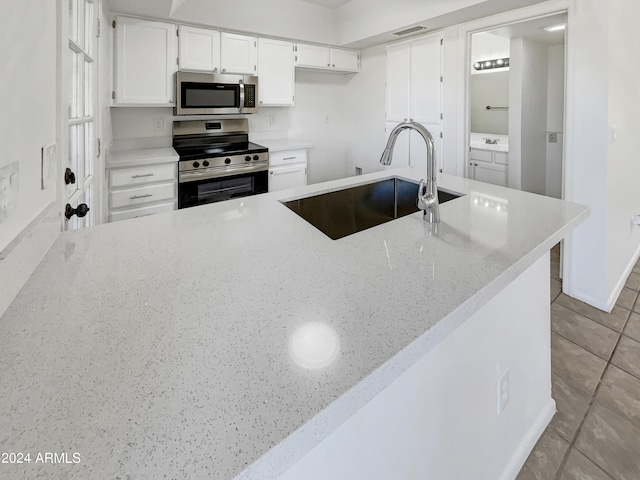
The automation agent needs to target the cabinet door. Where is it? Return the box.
[295,43,331,69]
[221,32,257,75]
[114,17,177,105]
[258,38,294,106]
[470,163,508,187]
[409,35,442,124]
[386,42,411,122]
[178,25,220,72]
[384,121,410,169]
[409,124,441,172]
[330,48,359,72]
[269,165,307,192]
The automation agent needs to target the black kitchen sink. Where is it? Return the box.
[281,177,463,240]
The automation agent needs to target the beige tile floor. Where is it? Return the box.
[517,245,640,480]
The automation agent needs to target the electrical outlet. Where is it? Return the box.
[269,114,277,126]
[497,367,510,415]
[153,118,164,132]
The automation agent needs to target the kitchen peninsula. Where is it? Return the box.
[0,168,588,480]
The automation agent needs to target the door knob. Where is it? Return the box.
[64,168,76,185]
[65,203,90,220]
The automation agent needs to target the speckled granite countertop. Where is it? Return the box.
[0,168,588,480]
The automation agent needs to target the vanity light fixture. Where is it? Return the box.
[473,57,510,71]
[543,23,566,32]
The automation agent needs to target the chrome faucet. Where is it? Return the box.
[380,121,440,223]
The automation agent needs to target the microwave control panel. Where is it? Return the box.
[244,85,256,108]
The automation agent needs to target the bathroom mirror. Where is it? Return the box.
[470,71,509,135]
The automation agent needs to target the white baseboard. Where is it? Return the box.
[500,399,557,480]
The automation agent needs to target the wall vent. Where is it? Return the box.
[393,25,428,36]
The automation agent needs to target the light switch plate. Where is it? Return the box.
[0,161,19,224]
[41,144,56,190]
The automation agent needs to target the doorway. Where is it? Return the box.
[467,13,567,199]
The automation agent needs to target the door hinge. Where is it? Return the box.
[295,55,297,62]
[254,40,257,47]
[177,57,179,66]
[440,38,443,45]
[176,29,179,36]
[112,91,115,100]
[97,138,102,157]
[440,113,443,120]
[292,95,295,102]
[439,132,443,138]
[294,45,297,52]
[96,18,101,37]
[112,20,116,28]
[440,75,443,82]
[254,64,256,71]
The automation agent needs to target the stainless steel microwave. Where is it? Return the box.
[174,71,258,115]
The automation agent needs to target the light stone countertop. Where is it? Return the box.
[0,168,588,480]
[106,146,179,168]
[256,138,313,152]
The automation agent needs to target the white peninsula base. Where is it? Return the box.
[278,252,552,480]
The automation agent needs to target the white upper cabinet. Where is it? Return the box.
[330,49,359,72]
[386,34,442,123]
[114,16,177,105]
[295,43,359,73]
[220,32,257,75]
[386,42,411,122]
[409,35,442,124]
[295,43,331,69]
[178,25,220,72]
[258,38,295,106]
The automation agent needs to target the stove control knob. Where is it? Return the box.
[245,155,251,162]
[225,158,231,165]
[203,160,210,167]
[193,161,200,168]
[253,155,260,161]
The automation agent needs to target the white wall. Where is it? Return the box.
[0,1,58,252]
[604,0,640,301]
[343,45,387,177]
[545,43,564,199]
[109,0,340,46]
[517,38,548,195]
[470,31,510,75]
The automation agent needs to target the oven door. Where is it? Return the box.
[178,166,268,209]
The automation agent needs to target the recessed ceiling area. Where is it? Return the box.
[486,13,567,46]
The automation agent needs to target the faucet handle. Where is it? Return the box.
[417,179,428,210]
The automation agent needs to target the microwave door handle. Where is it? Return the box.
[239,80,245,114]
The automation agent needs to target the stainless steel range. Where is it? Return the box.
[174,119,269,209]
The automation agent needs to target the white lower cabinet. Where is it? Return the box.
[268,149,308,192]
[107,162,177,222]
[469,148,509,187]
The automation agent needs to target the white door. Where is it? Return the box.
[114,17,177,105]
[330,48,359,72]
[178,25,220,72]
[409,35,442,124]
[385,42,411,122]
[295,43,330,69]
[64,0,100,230]
[269,165,307,192]
[221,33,257,75]
[258,38,294,106]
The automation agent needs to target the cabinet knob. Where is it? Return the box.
[222,68,226,73]
[327,63,331,67]
[332,64,335,67]
[213,67,218,73]
[65,203,90,220]
[64,167,76,185]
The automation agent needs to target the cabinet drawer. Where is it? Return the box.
[469,149,493,163]
[269,149,308,167]
[109,182,175,209]
[109,201,175,222]
[109,163,176,188]
[493,152,509,165]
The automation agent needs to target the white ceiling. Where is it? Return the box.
[485,13,566,46]
[298,0,351,9]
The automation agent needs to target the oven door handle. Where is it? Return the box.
[179,162,268,183]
